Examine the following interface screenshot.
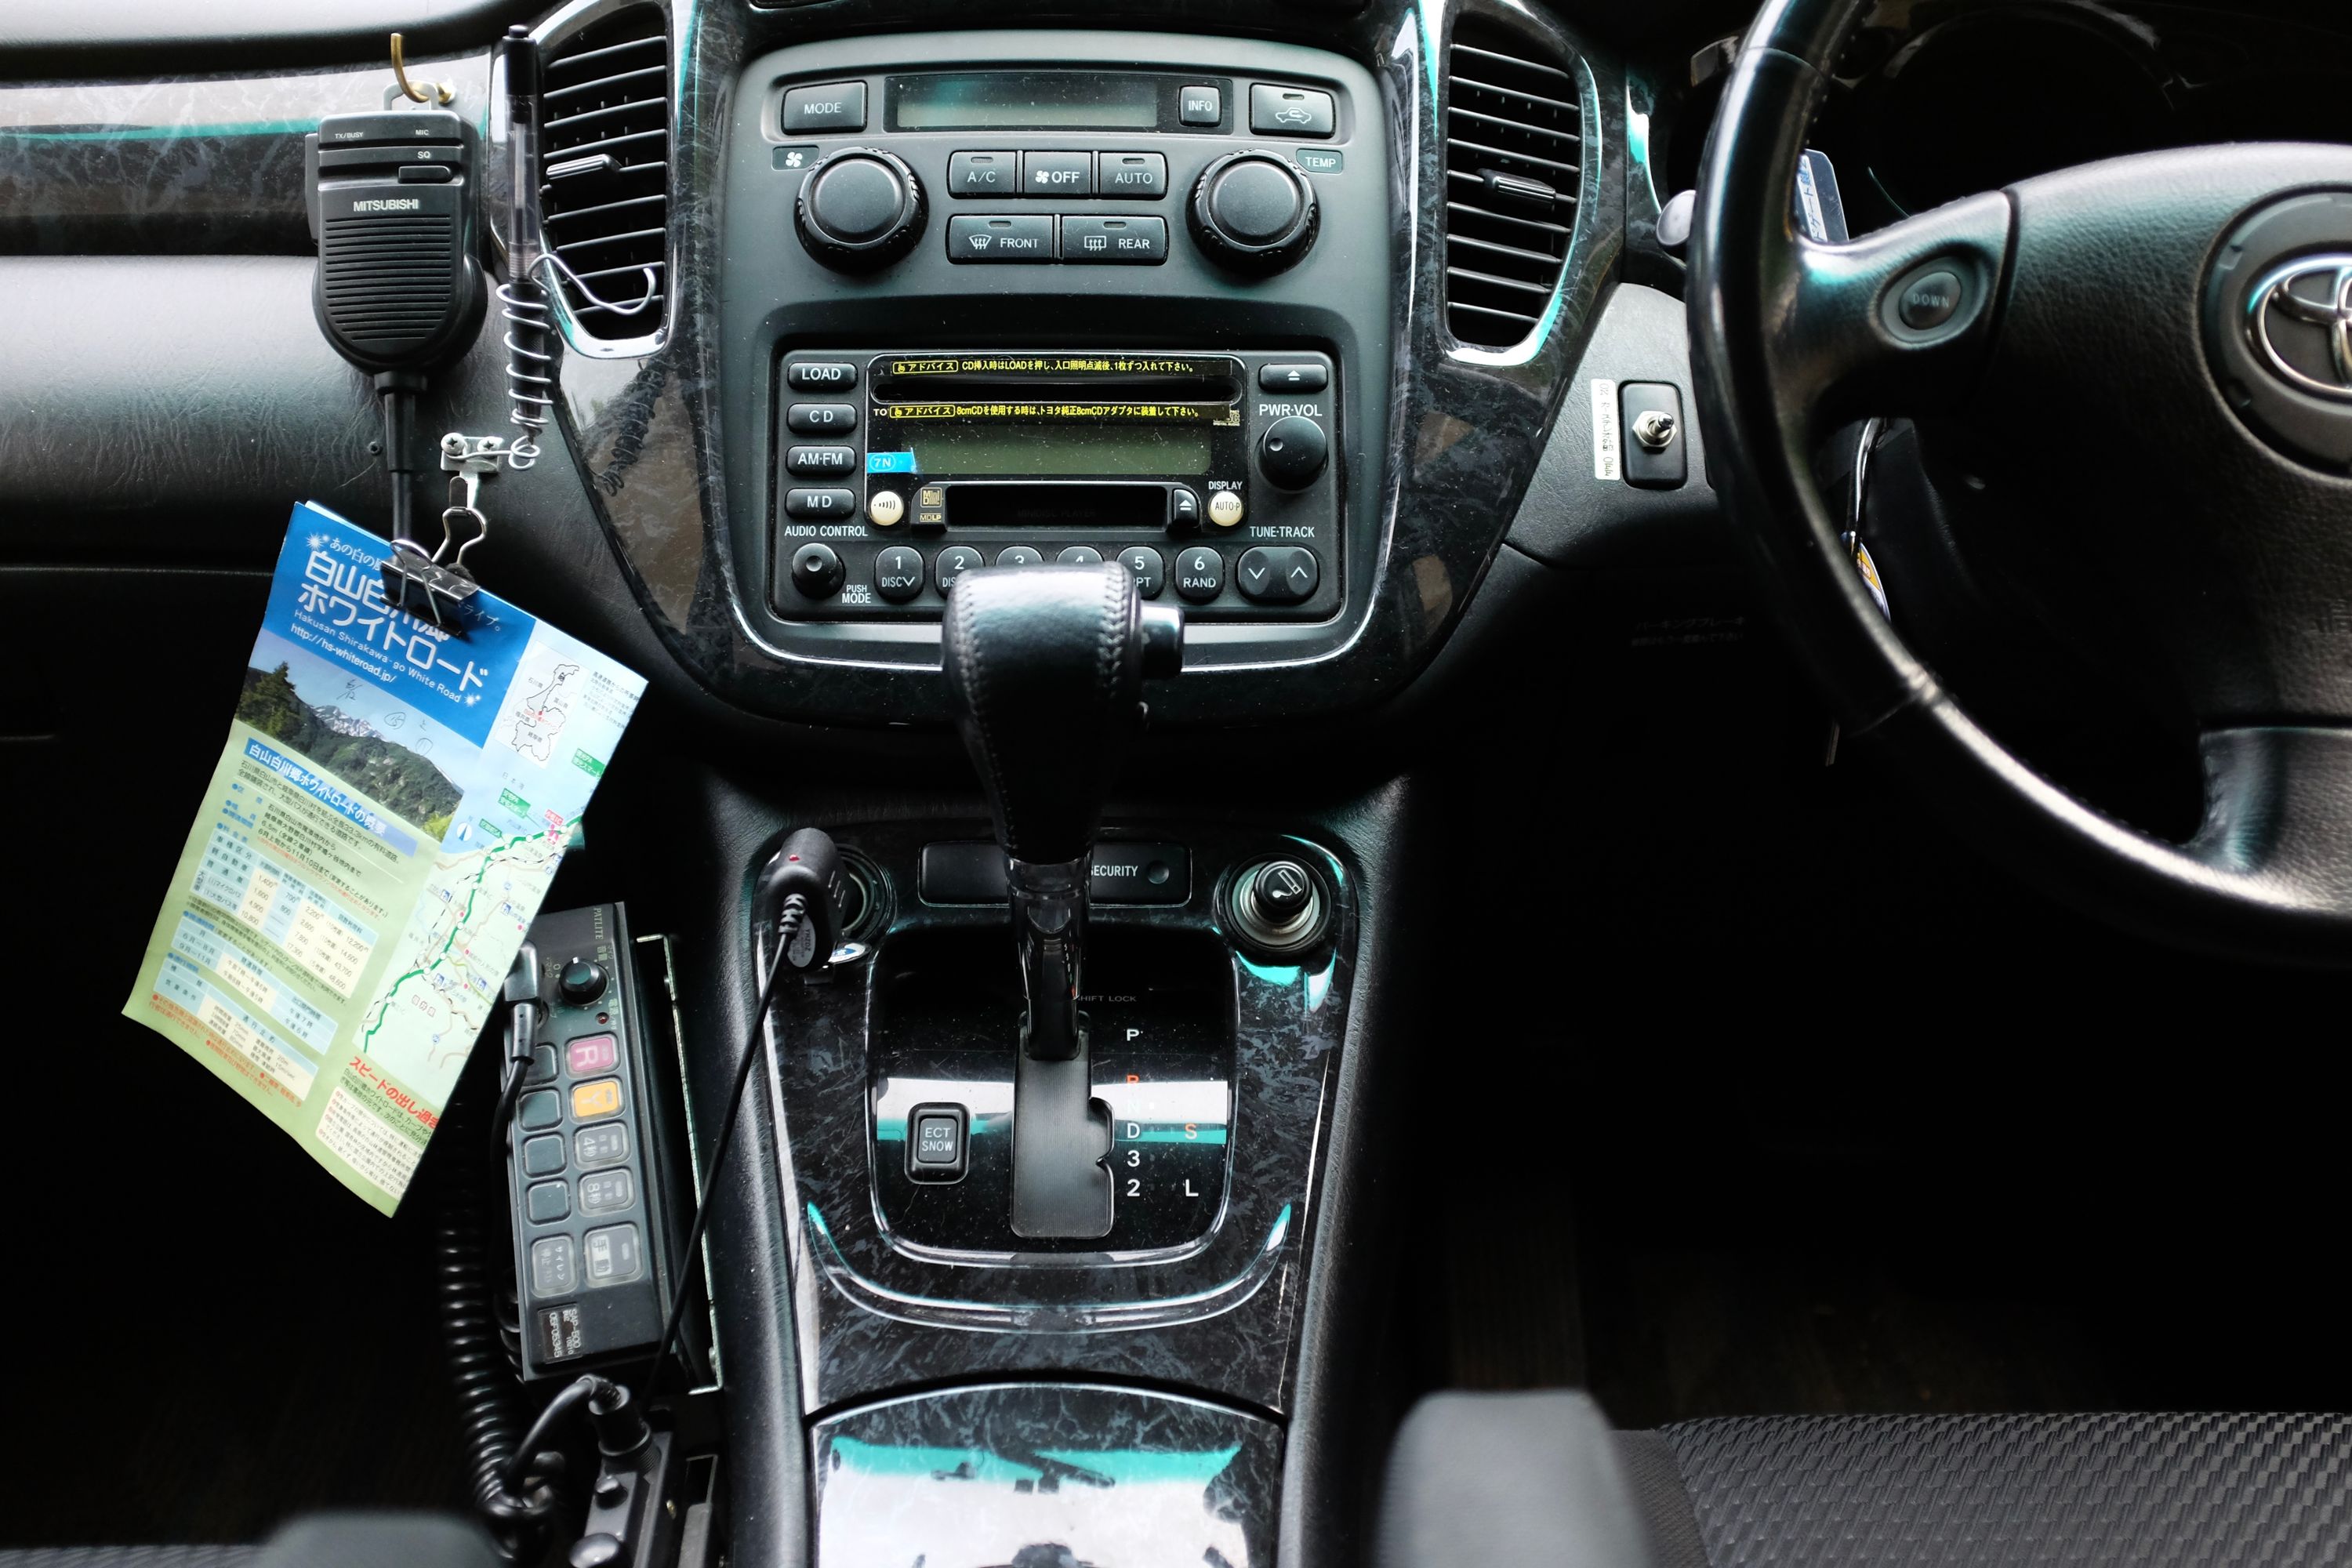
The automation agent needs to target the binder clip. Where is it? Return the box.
[379,434,509,633]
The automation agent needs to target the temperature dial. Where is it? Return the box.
[1189,152,1319,273]
[796,148,927,270]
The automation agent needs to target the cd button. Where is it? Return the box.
[934,544,985,593]
[1062,216,1166,263]
[1174,546,1225,603]
[1021,150,1092,196]
[996,545,1045,568]
[785,444,855,477]
[1119,546,1167,599]
[874,544,925,602]
[1057,545,1103,564]
[1098,152,1168,198]
[786,402,857,434]
[947,151,1018,198]
[784,487,857,519]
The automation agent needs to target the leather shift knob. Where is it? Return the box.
[942,564,1180,865]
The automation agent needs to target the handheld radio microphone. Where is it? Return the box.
[304,108,486,374]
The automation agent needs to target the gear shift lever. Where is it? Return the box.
[941,563,1181,1237]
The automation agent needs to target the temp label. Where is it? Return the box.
[1592,379,1621,481]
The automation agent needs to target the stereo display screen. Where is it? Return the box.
[896,423,1212,477]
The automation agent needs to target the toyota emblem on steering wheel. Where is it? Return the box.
[2250,253,2352,400]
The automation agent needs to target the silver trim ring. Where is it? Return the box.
[2249,253,2352,402]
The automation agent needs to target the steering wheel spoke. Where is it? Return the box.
[1784,194,2011,427]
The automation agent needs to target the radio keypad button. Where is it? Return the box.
[867,490,906,527]
[784,487,857,520]
[947,214,1054,261]
[1179,85,1222,126]
[996,545,1045,568]
[786,402,857,434]
[947,151,1018,198]
[1119,547,1167,599]
[1056,546,1103,565]
[786,361,857,391]
[1022,151,1093,196]
[1207,490,1246,528]
[1237,545,1320,604]
[935,545,985,593]
[1250,84,1335,139]
[1174,546,1225,603]
[1099,153,1168,198]
[874,545,925,602]
[782,82,867,134]
[1062,216,1167,263]
[785,444,855,477]
[1169,485,1202,530]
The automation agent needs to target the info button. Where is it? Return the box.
[1062,216,1167,264]
[946,214,1054,263]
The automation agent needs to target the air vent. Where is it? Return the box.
[1444,22,1581,349]
[540,5,671,338]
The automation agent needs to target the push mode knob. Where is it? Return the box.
[1189,152,1319,272]
[796,147,926,270]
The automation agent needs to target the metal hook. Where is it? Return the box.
[536,251,659,318]
[390,34,455,106]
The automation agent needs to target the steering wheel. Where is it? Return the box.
[1691,0,2352,964]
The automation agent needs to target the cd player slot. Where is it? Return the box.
[946,481,1171,531]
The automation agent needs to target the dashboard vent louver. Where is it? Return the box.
[540,5,671,339]
[1444,22,1581,349]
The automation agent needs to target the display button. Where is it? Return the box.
[1250,83,1335,138]
[1168,485,1201,529]
[1207,490,1246,528]
[575,1123,629,1170]
[785,486,857,520]
[1056,545,1103,564]
[786,360,857,392]
[1236,544,1320,604]
[1098,152,1167,198]
[782,81,866,134]
[946,214,1054,262]
[572,1078,623,1121]
[1061,216,1167,264]
[518,1090,561,1131]
[522,1134,566,1177]
[579,1170,634,1215]
[935,544,985,593]
[789,542,845,599]
[786,444,856,477]
[786,402,857,435]
[868,490,906,528]
[525,1042,557,1084]
[996,545,1044,567]
[1258,361,1328,393]
[1022,150,1092,196]
[1118,546,1166,599]
[528,1235,576,1297]
[565,1035,618,1076]
[526,1180,571,1223]
[1179,85,1222,126]
[946,151,1018,198]
[1174,546,1225,602]
[583,1224,644,1287]
[875,544,925,601]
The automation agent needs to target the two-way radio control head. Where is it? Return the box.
[796,147,927,270]
[1189,151,1319,273]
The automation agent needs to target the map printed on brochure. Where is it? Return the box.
[123,502,646,1214]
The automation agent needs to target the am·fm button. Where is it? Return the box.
[571,1078,623,1121]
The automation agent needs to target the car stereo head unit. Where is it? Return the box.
[772,347,1340,621]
